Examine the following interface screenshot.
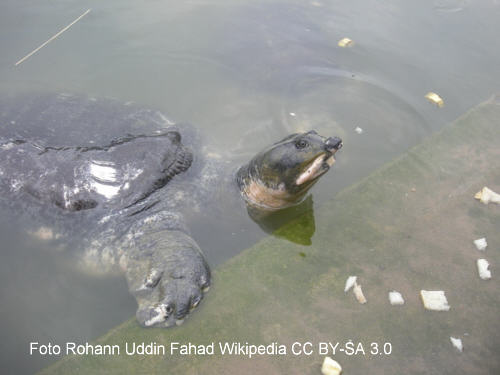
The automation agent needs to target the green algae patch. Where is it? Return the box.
[41,97,500,374]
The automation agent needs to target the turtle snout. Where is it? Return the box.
[325,137,342,151]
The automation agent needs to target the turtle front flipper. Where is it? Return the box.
[125,230,211,327]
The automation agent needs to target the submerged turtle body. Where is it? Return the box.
[0,93,200,213]
[0,93,342,327]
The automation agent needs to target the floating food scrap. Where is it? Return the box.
[420,290,450,311]
[388,291,405,305]
[338,37,353,47]
[477,259,491,280]
[474,186,500,204]
[354,126,363,134]
[344,276,366,304]
[321,356,342,375]
[344,275,357,292]
[353,284,367,304]
[425,92,444,107]
[450,337,463,352]
[473,237,487,251]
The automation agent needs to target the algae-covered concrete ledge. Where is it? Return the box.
[42,97,500,374]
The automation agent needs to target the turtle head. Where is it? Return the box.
[237,130,342,210]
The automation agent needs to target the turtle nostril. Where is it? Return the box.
[325,137,342,151]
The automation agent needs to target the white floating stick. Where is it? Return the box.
[473,238,487,251]
[388,291,405,305]
[15,9,92,66]
[420,290,450,311]
[477,259,491,280]
[450,337,463,352]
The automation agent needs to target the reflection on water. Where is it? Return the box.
[248,195,316,245]
[0,0,499,373]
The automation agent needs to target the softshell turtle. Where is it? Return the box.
[0,93,342,327]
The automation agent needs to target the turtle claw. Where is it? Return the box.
[134,270,163,294]
[144,269,163,288]
[137,304,171,327]
[126,231,211,328]
[134,276,209,327]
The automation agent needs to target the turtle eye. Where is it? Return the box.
[295,139,309,149]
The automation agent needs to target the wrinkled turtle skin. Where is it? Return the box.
[0,93,342,327]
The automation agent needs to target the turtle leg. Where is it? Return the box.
[125,230,211,327]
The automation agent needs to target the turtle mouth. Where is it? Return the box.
[295,152,336,186]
